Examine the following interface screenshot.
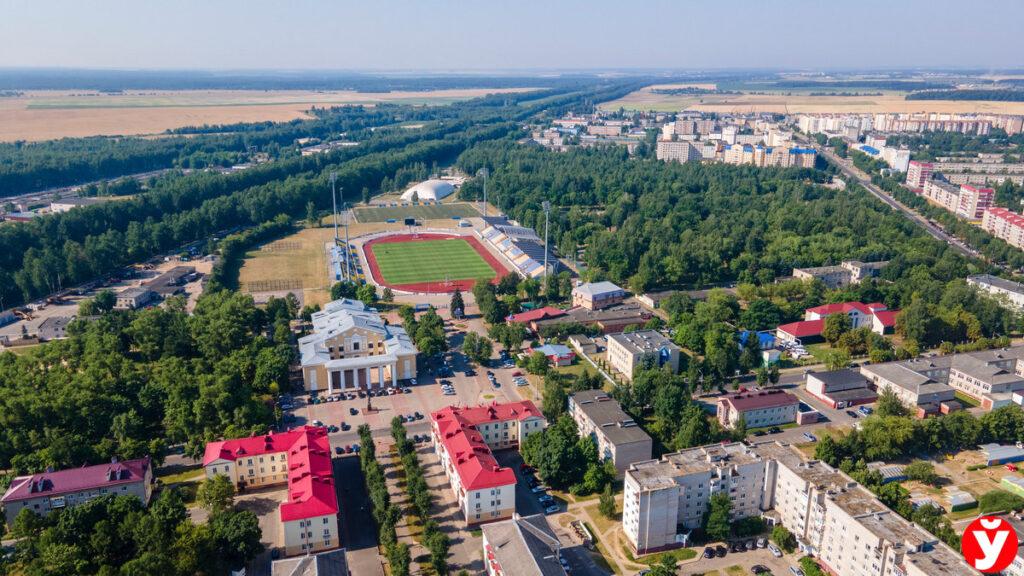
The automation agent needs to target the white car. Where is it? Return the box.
[443,389,456,396]
[768,543,782,558]
[531,485,546,494]
[544,504,560,514]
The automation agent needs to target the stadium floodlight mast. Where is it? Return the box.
[542,200,551,285]
[330,172,339,242]
[477,167,489,216]
[343,200,351,281]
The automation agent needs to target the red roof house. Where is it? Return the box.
[777,301,899,343]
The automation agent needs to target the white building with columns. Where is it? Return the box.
[299,298,417,394]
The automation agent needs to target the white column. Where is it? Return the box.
[378,366,385,389]
[364,367,372,389]
[327,372,334,395]
[391,362,398,386]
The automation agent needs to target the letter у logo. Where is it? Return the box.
[962,516,1018,573]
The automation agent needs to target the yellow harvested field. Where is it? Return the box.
[0,88,536,142]
[602,86,1024,115]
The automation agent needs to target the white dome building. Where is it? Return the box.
[400,179,455,202]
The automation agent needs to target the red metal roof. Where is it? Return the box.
[204,426,338,522]
[720,389,800,412]
[506,307,566,324]
[431,401,543,490]
[806,301,882,316]
[777,319,824,338]
[872,310,899,327]
[1,457,151,503]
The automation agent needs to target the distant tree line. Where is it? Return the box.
[907,88,1024,101]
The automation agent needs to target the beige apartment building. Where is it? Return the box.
[568,390,652,478]
[983,207,1024,249]
[606,330,681,381]
[623,441,971,576]
[299,298,417,394]
[791,260,889,289]
[656,139,702,164]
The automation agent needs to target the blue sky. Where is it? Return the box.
[2,0,1022,71]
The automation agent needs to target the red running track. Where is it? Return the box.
[362,233,510,293]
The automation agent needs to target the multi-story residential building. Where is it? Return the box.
[721,144,816,168]
[905,160,933,191]
[982,207,1024,249]
[956,184,995,219]
[571,281,625,310]
[791,260,889,289]
[716,389,800,429]
[203,427,339,556]
[622,443,772,553]
[967,274,1024,309]
[568,390,652,478]
[606,330,681,381]
[623,441,972,576]
[2,457,152,526]
[299,298,417,394]
[655,139,702,164]
[430,402,547,526]
[481,513,567,576]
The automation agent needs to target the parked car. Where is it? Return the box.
[403,387,412,394]
[544,505,559,514]
[464,369,476,377]
[559,557,571,573]
[538,495,554,505]
[531,485,546,494]
[334,446,344,455]
[756,537,767,548]
[414,411,423,420]
[512,370,523,377]
[340,422,350,431]
[349,407,358,416]
[769,427,782,434]
[768,543,782,558]
[753,430,766,437]
[313,420,324,427]
[731,543,744,553]
[715,546,727,558]
[789,567,805,576]
[751,565,769,575]
[703,547,715,559]
[344,445,353,454]
[802,432,818,443]
[443,389,456,396]
[745,540,756,551]
[859,406,873,415]
[352,444,360,453]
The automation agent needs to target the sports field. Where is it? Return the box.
[363,234,507,292]
[353,202,478,223]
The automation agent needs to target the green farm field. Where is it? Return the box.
[370,238,496,285]
[354,202,478,223]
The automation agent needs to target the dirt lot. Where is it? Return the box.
[602,86,1024,115]
[0,88,536,142]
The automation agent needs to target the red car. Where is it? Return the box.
[512,370,523,377]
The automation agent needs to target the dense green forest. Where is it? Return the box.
[0,289,298,473]
[907,88,1024,101]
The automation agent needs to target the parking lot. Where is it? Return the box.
[677,545,801,576]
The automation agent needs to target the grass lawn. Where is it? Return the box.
[156,466,204,484]
[354,202,478,223]
[955,391,982,408]
[725,566,746,576]
[554,363,599,379]
[371,238,496,285]
[621,544,697,565]
[583,503,619,535]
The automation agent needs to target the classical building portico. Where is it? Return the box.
[299,298,418,394]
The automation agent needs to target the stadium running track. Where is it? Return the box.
[362,233,509,293]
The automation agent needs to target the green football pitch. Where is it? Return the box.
[369,238,497,285]
[353,203,478,223]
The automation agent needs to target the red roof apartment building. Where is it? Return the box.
[1,457,153,526]
[430,402,547,526]
[983,207,1024,250]
[776,302,898,344]
[716,390,801,430]
[905,160,933,191]
[203,426,339,556]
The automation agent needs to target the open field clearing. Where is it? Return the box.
[601,86,1024,114]
[353,202,478,222]
[0,88,536,141]
[237,219,470,305]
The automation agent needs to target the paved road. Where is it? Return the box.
[795,135,999,268]
[335,454,385,576]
